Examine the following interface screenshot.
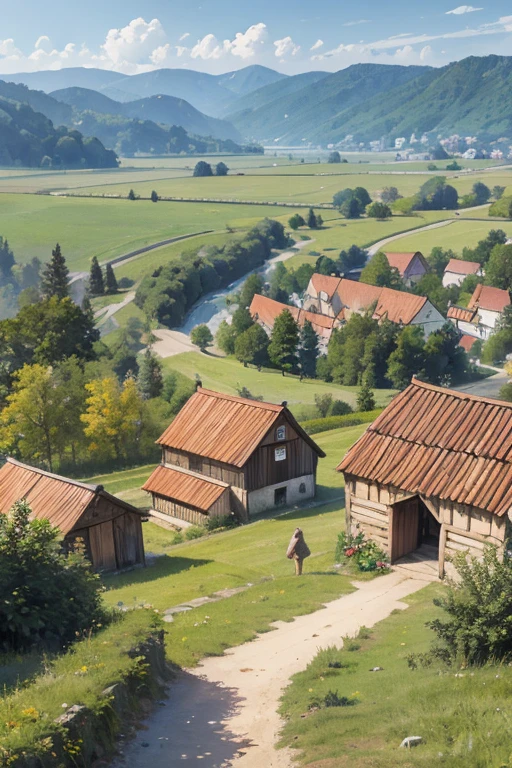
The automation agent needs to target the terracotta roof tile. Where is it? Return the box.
[447,305,477,323]
[249,294,335,339]
[142,465,228,512]
[445,258,481,276]
[468,284,511,313]
[459,334,480,352]
[336,279,427,324]
[310,274,341,298]
[338,378,512,516]
[384,252,419,277]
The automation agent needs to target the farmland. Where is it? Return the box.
[387,217,512,255]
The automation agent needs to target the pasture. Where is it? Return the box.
[387,217,512,255]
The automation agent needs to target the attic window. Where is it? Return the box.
[276,426,286,441]
[275,447,286,462]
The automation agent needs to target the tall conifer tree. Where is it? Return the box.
[41,243,69,300]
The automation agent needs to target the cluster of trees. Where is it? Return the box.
[327,151,348,164]
[135,219,287,329]
[394,178,494,214]
[333,187,373,219]
[193,161,229,177]
[0,238,42,319]
[288,209,323,230]
[317,312,469,390]
[88,257,118,296]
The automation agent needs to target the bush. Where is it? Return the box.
[184,526,205,540]
[330,399,353,416]
[300,409,383,435]
[0,500,109,652]
[205,514,239,532]
[335,531,389,572]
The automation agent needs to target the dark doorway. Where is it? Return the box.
[418,499,441,548]
[391,496,440,563]
[274,487,287,506]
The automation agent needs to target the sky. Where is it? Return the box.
[1,1,512,76]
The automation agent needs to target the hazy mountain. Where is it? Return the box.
[216,65,286,95]
[50,86,121,115]
[0,80,72,127]
[223,70,328,119]
[2,67,127,94]
[227,63,428,143]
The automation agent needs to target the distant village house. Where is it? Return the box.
[143,388,325,526]
[448,284,511,340]
[0,459,145,572]
[383,251,429,287]
[249,294,338,352]
[443,258,483,288]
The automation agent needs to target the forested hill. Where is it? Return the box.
[0,97,118,168]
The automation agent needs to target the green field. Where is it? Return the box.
[387,218,512,255]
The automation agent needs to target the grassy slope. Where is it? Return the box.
[278,584,512,767]
[161,353,396,417]
[388,218,512,256]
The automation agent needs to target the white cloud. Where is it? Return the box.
[191,33,229,60]
[230,23,267,58]
[179,32,190,42]
[274,36,300,58]
[343,19,371,26]
[446,5,483,14]
[420,44,433,60]
[310,39,324,51]
[34,36,52,51]
[150,44,170,65]
[102,17,165,65]
[0,38,22,58]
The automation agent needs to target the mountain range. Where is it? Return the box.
[3,56,512,149]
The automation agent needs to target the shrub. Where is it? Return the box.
[0,500,109,652]
[205,514,239,532]
[184,526,205,540]
[300,409,383,435]
[329,399,353,416]
[335,531,389,572]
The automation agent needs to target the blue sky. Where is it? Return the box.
[1,1,512,75]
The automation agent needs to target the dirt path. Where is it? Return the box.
[112,570,430,768]
[367,219,455,256]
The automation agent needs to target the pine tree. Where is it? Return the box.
[105,263,118,294]
[40,243,69,300]
[128,189,136,200]
[268,309,299,375]
[81,293,95,325]
[357,370,376,412]
[137,349,163,399]
[151,190,159,202]
[89,256,105,295]
[307,208,318,229]
[299,320,319,377]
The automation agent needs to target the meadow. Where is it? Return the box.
[388,217,512,255]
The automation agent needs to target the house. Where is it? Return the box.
[448,284,511,340]
[303,275,445,337]
[143,387,325,525]
[442,258,482,288]
[458,334,480,355]
[383,251,429,286]
[337,378,511,578]
[0,458,145,572]
[249,294,338,350]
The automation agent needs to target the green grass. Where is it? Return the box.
[278,583,512,767]
[162,353,396,414]
[388,218,512,256]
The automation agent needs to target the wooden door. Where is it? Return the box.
[391,498,420,562]
[88,521,117,572]
[113,514,139,569]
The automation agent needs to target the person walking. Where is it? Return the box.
[286,527,311,575]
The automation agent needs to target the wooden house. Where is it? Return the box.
[143,387,325,526]
[0,458,146,572]
[383,251,429,286]
[337,379,511,578]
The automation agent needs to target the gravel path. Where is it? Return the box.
[112,569,431,768]
[367,219,454,256]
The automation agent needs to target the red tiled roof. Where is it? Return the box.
[310,273,341,299]
[468,284,511,314]
[249,294,335,339]
[445,258,481,276]
[384,252,420,277]
[338,378,512,516]
[447,305,477,323]
[142,465,228,512]
[156,388,325,467]
[459,334,480,352]
[336,279,428,324]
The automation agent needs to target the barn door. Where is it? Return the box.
[88,521,118,572]
[391,498,420,562]
[113,514,139,569]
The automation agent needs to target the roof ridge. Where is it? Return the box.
[5,457,99,492]
[197,387,284,412]
[410,377,512,409]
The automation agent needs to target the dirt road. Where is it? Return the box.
[112,570,430,768]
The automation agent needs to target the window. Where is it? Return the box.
[299,482,306,494]
[274,487,287,506]
[275,447,286,462]
[276,426,286,441]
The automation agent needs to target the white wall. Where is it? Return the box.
[411,301,446,338]
[442,271,466,288]
[248,474,315,515]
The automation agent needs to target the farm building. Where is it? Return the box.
[448,284,511,340]
[250,293,338,351]
[383,251,429,286]
[443,258,482,288]
[303,275,445,337]
[143,387,325,525]
[0,458,145,572]
[338,378,511,578]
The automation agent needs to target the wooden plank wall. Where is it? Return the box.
[346,478,390,553]
[152,494,208,526]
[163,448,245,488]
[244,439,317,492]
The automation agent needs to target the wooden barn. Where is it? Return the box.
[143,387,325,526]
[0,458,146,572]
[338,379,512,578]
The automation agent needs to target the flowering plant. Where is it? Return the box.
[335,531,389,572]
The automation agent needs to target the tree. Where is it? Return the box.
[493,185,506,200]
[191,324,213,352]
[268,309,299,374]
[357,374,376,412]
[150,190,159,202]
[299,320,319,377]
[462,229,507,266]
[386,326,426,389]
[328,151,341,163]
[288,213,306,230]
[0,237,15,283]
[239,273,264,308]
[353,187,372,208]
[446,160,462,171]
[294,263,315,291]
[367,202,392,219]
[215,319,236,354]
[231,306,254,335]
[484,243,512,291]
[81,377,147,460]
[307,208,318,229]
[338,245,367,273]
[414,177,458,211]
[137,348,163,399]
[234,324,269,367]
[128,188,136,200]
[333,189,355,209]
[105,263,118,294]
[360,252,401,288]
[268,262,290,303]
[340,196,362,219]
[216,162,229,176]
[314,393,333,417]
[316,214,323,227]
[381,186,400,204]
[472,182,491,205]
[89,256,104,295]
[40,243,69,300]
[193,161,213,177]
[330,399,353,415]
[423,324,468,385]
[427,246,454,277]
[0,499,108,652]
